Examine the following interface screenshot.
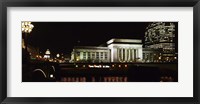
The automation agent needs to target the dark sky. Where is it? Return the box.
[26,22,150,55]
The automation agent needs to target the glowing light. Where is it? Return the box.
[50,74,53,78]
[88,65,94,68]
[44,55,50,59]
[22,21,34,33]
[102,65,110,68]
[118,65,121,68]
[125,64,128,67]
[56,54,60,58]
[88,65,109,68]
[95,65,102,68]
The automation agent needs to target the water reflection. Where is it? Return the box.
[61,76,128,82]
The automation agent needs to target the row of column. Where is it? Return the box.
[117,48,138,62]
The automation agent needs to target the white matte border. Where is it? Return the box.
[7,7,193,97]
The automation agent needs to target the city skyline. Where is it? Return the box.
[22,22,178,82]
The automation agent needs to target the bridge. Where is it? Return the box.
[22,61,177,82]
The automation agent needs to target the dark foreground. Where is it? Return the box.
[22,62,178,82]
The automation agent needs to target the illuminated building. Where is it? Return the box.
[70,46,110,63]
[143,22,177,62]
[70,39,143,63]
[44,49,51,59]
[107,39,143,62]
[70,22,177,63]
[142,48,162,62]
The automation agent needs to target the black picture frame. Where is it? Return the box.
[0,0,199,104]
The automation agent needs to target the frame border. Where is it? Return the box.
[0,0,199,104]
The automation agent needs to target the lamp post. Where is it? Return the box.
[22,22,34,52]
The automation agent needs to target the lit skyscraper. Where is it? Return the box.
[143,22,177,62]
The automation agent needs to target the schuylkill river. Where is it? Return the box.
[58,63,177,82]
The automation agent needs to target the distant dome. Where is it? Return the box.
[45,49,51,54]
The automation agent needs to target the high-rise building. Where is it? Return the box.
[143,22,177,62]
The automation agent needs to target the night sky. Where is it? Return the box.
[26,22,151,55]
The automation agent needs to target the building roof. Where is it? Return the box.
[73,46,109,50]
[107,38,142,45]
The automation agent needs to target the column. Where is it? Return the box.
[128,49,131,62]
[94,52,96,60]
[135,49,138,61]
[121,48,123,61]
[138,48,143,61]
[135,49,137,59]
[136,49,138,59]
[124,48,127,62]
[103,52,105,60]
[119,48,122,62]
[126,49,129,62]
[80,51,82,60]
[117,48,120,62]
[85,52,87,60]
[134,49,136,62]
[130,49,132,62]
[132,49,135,61]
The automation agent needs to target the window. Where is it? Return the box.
[101,52,104,59]
[77,52,80,56]
[96,52,99,59]
[105,52,108,59]
[88,52,90,59]
[83,52,86,56]
[83,52,86,59]
[143,53,145,59]
[92,52,95,59]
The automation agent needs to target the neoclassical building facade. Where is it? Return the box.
[107,39,143,62]
[70,39,143,63]
[70,46,110,63]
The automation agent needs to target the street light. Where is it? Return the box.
[22,21,34,52]
[56,54,60,58]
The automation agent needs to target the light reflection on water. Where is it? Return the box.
[61,76,128,82]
